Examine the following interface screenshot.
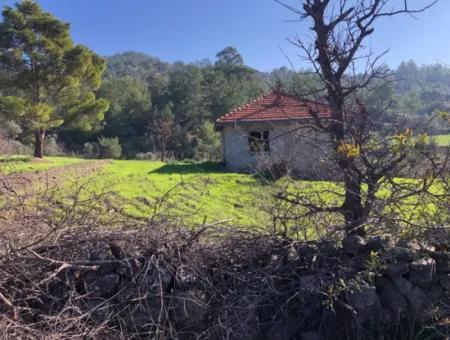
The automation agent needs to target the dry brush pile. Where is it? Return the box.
[0,171,449,339]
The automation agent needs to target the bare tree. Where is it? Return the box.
[277,0,446,236]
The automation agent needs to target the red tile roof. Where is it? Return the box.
[215,91,333,126]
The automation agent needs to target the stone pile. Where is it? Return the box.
[1,232,448,339]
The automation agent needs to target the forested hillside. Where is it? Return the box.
[2,46,450,160]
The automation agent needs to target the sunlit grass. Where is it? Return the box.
[3,157,446,232]
[432,134,450,146]
[0,155,82,175]
[83,160,267,226]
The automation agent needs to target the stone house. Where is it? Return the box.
[215,90,334,178]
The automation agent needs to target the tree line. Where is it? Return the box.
[0,1,449,160]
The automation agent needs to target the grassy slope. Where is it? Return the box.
[86,160,268,226]
[432,134,450,146]
[85,160,446,229]
[0,156,82,175]
[2,157,444,229]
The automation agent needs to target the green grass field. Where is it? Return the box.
[432,134,450,146]
[1,156,446,231]
[0,155,82,175]
[86,160,269,226]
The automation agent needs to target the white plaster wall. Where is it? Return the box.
[221,122,334,178]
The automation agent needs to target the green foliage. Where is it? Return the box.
[0,0,108,156]
[82,142,100,159]
[1,3,448,160]
[98,136,122,159]
[196,122,221,160]
[95,76,151,156]
[81,46,266,160]
[44,135,63,156]
[215,47,244,67]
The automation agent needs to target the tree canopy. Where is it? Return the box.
[0,0,108,157]
[0,4,448,161]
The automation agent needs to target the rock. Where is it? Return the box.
[364,235,394,253]
[384,247,417,263]
[439,274,450,291]
[398,239,436,253]
[342,235,365,256]
[350,253,370,270]
[347,285,381,325]
[408,287,428,319]
[409,258,436,287]
[426,285,444,302]
[84,272,121,298]
[377,278,408,320]
[391,276,428,320]
[384,263,409,279]
[429,251,450,274]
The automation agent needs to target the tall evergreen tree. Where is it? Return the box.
[0,1,108,157]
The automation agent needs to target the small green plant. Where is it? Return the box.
[364,251,383,284]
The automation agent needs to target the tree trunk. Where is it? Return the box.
[161,143,166,162]
[342,171,366,237]
[34,127,45,158]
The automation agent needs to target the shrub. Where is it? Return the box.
[135,152,156,160]
[98,137,122,159]
[1,120,22,139]
[82,142,100,159]
[44,135,65,156]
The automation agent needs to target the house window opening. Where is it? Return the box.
[248,131,270,152]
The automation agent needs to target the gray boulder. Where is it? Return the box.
[384,247,417,262]
[347,285,381,325]
[430,251,450,274]
[384,262,409,279]
[440,274,450,291]
[409,258,436,287]
[377,278,408,320]
[364,235,395,253]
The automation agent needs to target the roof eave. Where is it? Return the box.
[215,117,330,128]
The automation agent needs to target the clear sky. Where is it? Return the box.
[2,0,449,71]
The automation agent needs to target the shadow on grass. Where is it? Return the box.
[148,161,287,187]
[149,161,227,175]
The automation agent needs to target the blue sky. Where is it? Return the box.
[2,0,449,71]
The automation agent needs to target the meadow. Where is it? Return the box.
[433,134,450,146]
[0,155,82,175]
[0,156,446,232]
[0,157,273,226]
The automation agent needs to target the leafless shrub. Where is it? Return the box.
[0,166,448,339]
